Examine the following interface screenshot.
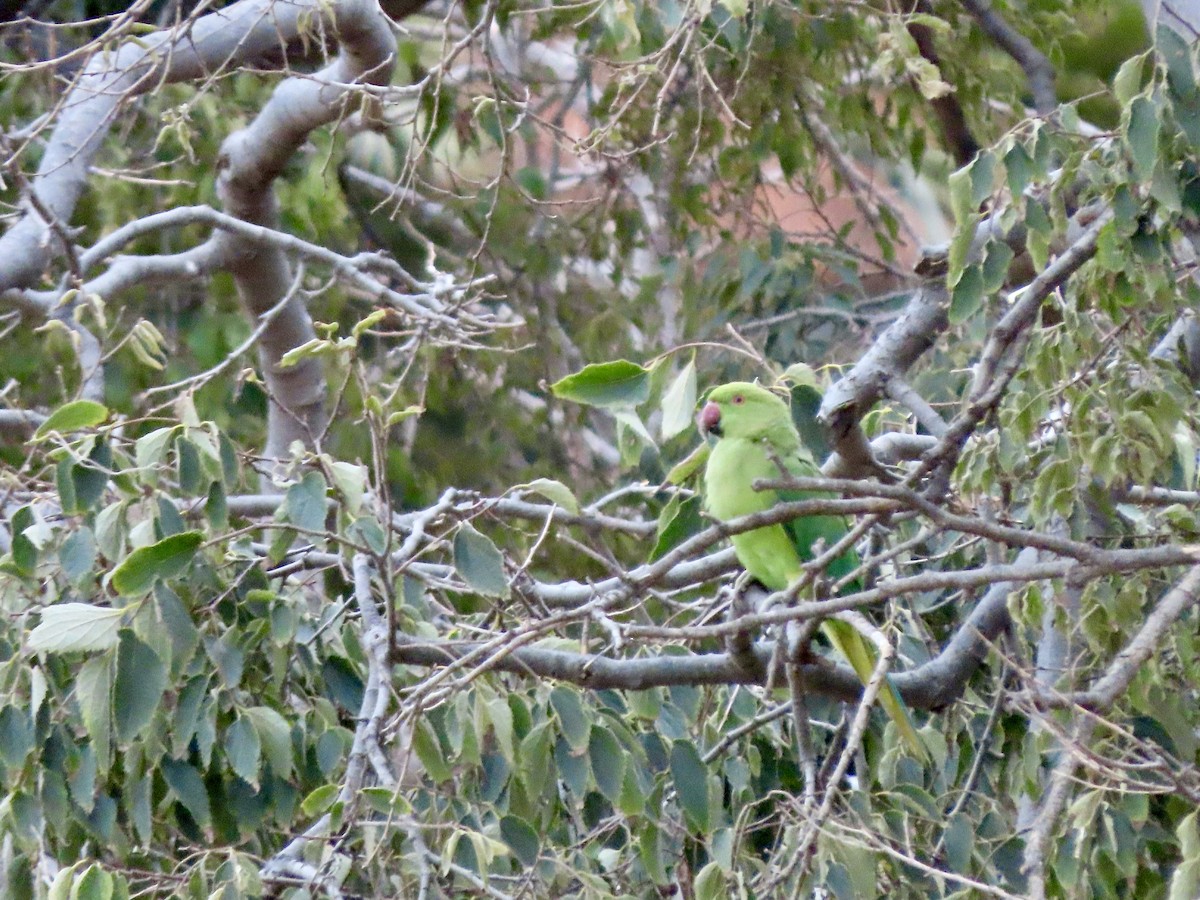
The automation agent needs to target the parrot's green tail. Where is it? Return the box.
[821,618,927,762]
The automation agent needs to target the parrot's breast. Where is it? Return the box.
[704,437,803,591]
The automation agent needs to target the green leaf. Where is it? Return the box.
[176,437,202,494]
[244,706,293,780]
[301,783,339,817]
[1005,142,1033,198]
[11,504,36,576]
[949,265,985,325]
[453,523,509,597]
[114,631,167,742]
[110,531,203,596]
[638,821,670,884]
[32,400,108,441]
[60,528,97,586]
[412,719,452,783]
[361,786,404,815]
[589,725,626,802]
[970,151,996,206]
[1113,53,1145,107]
[328,460,367,515]
[72,863,114,900]
[948,165,973,225]
[1171,810,1200,900]
[694,861,726,900]
[550,360,651,407]
[206,633,244,689]
[616,761,646,816]
[29,603,124,653]
[1125,96,1160,181]
[660,358,697,440]
[517,478,580,514]
[224,716,262,787]
[550,686,590,752]
[499,815,540,867]
[652,494,703,561]
[486,696,514,762]
[1160,25,1196,101]
[981,241,1014,293]
[0,706,34,768]
[670,739,710,832]
[666,441,710,485]
[76,654,113,773]
[161,758,211,828]
[285,471,328,534]
[944,812,974,872]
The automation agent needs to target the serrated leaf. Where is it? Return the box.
[110,531,203,596]
[72,863,114,900]
[1005,142,1033,198]
[612,407,654,448]
[981,240,1014,293]
[1113,53,1145,107]
[550,360,651,407]
[161,758,211,828]
[176,437,202,494]
[285,471,328,534]
[361,786,403,815]
[660,359,697,440]
[486,696,514,762]
[1125,96,1160,182]
[550,686,590,752]
[499,815,540,867]
[412,719,452,783]
[224,716,262,787]
[694,861,726,900]
[970,151,996,206]
[1160,25,1196,101]
[11,504,36,576]
[589,725,626,801]
[76,654,113,772]
[135,426,177,473]
[32,400,108,441]
[948,164,973,225]
[301,783,339,817]
[29,603,124,653]
[453,523,508,597]
[944,812,974,872]
[244,706,293,780]
[949,265,984,325]
[60,528,97,586]
[652,493,703,561]
[665,441,710,485]
[0,706,34,768]
[1170,810,1200,900]
[114,631,167,741]
[639,822,669,884]
[328,461,367,516]
[670,739,709,832]
[517,478,580,514]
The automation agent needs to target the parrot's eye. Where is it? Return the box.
[732,395,744,405]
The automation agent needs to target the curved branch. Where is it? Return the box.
[0,0,377,294]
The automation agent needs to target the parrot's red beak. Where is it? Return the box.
[698,401,722,436]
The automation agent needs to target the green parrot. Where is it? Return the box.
[699,380,925,759]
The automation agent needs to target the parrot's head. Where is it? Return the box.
[698,381,791,440]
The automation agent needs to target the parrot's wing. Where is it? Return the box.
[776,447,861,585]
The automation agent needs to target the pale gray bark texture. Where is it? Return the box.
[0,0,419,459]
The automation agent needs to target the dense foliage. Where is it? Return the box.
[5,0,1200,897]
